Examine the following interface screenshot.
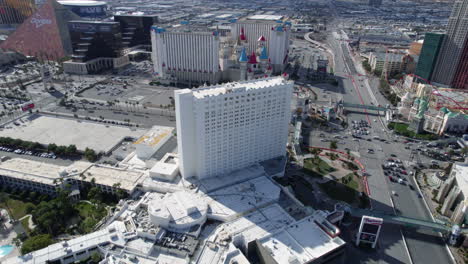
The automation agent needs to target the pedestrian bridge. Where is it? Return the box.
[340,102,388,112]
[350,208,468,234]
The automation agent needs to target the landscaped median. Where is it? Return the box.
[305,146,371,207]
[303,156,336,178]
[319,173,361,205]
[387,122,438,140]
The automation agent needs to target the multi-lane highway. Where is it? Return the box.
[301,28,454,264]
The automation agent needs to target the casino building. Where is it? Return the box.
[57,0,107,18]
[0,0,79,60]
[151,16,290,85]
[63,20,129,74]
[114,14,158,49]
[0,0,36,27]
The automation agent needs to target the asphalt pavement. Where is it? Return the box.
[324,28,454,264]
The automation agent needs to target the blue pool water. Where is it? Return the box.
[0,245,14,257]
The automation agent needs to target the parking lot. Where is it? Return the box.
[0,114,146,153]
[0,148,77,166]
[79,80,176,107]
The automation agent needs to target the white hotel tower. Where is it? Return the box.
[151,27,221,85]
[175,77,293,179]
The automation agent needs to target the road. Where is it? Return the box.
[324,28,454,264]
[300,26,454,263]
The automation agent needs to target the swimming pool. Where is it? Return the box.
[0,245,14,257]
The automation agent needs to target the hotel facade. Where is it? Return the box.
[175,77,293,179]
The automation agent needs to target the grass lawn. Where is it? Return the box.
[388,122,438,140]
[75,202,107,234]
[319,173,360,204]
[303,157,336,177]
[342,173,359,190]
[0,196,34,220]
[21,216,32,235]
[76,202,106,219]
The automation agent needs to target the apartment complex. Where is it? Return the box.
[432,0,468,88]
[368,51,417,77]
[414,33,445,82]
[175,77,293,179]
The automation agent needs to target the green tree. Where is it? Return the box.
[330,141,338,150]
[25,203,35,214]
[91,252,102,263]
[31,192,76,235]
[84,148,97,162]
[0,192,14,221]
[462,147,468,155]
[21,234,54,254]
[47,143,57,153]
[87,187,103,203]
[65,144,77,155]
[374,69,383,77]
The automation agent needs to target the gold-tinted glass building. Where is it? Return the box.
[0,0,36,25]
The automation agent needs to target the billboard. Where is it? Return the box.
[356,216,383,249]
[68,21,115,33]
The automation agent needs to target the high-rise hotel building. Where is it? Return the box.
[175,77,293,179]
[151,27,221,85]
[431,0,468,88]
[151,16,291,85]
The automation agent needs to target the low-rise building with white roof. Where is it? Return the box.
[256,212,346,264]
[149,152,179,181]
[134,126,174,159]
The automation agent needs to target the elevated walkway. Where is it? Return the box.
[350,208,468,233]
[340,102,387,112]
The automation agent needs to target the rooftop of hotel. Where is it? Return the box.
[453,163,468,196]
[133,126,174,147]
[0,158,63,185]
[246,15,284,21]
[205,176,281,221]
[148,191,208,226]
[0,158,146,192]
[7,222,128,264]
[217,204,295,244]
[258,214,346,264]
[177,77,291,99]
[80,163,147,191]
